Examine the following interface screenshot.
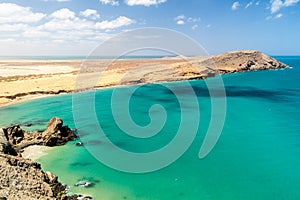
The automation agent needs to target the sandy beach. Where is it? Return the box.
[0,57,200,106]
[21,145,51,160]
[0,50,288,107]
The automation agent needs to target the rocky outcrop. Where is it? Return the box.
[2,117,77,152]
[0,154,65,200]
[180,50,289,79]
[211,50,289,73]
[0,129,17,156]
[120,50,290,84]
[42,117,77,147]
[0,117,79,200]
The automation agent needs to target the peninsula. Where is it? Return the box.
[0,50,288,107]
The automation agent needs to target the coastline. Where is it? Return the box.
[21,145,52,160]
[0,117,81,199]
[0,51,292,199]
[0,50,289,108]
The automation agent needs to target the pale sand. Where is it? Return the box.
[0,58,203,107]
[21,145,51,160]
[0,51,287,107]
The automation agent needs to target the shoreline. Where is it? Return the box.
[0,117,82,199]
[21,145,52,160]
[0,93,57,108]
[0,50,291,199]
[0,50,290,108]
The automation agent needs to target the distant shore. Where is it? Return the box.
[0,50,289,107]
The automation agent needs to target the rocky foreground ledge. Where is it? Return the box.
[0,117,90,200]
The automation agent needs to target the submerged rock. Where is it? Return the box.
[75,142,84,146]
[74,181,94,188]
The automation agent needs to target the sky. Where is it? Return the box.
[0,0,299,56]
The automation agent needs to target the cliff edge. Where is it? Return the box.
[0,117,78,200]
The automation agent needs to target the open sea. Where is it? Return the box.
[0,56,300,199]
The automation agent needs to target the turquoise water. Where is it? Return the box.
[1,57,300,199]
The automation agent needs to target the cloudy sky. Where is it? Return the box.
[0,0,299,56]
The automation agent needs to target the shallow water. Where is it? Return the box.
[0,57,300,200]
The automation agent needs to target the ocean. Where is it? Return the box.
[0,56,300,199]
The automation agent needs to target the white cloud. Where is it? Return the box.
[0,38,16,42]
[22,29,51,38]
[284,0,300,6]
[95,16,134,30]
[245,1,253,8]
[270,0,300,13]
[266,12,283,20]
[270,0,283,13]
[0,23,28,31]
[191,25,198,30]
[187,17,201,23]
[176,20,185,25]
[124,0,167,6]
[100,0,120,6]
[274,13,283,18]
[51,8,75,19]
[175,15,185,21]
[0,3,46,23]
[231,1,240,10]
[256,1,260,5]
[43,0,70,2]
[80,9,100,20]
[0,4,135,55]
[40,18,94,31]
[174,15,200,26]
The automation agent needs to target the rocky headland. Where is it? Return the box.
[0,117,86,200]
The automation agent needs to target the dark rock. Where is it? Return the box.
[75,142,84,146]
[42,117,77,146]
[24,123,33,127]
[1,117,77,153]
[0,118,89,200]
[0,128,18,156]
[83,196,94,200]
[44,171,58,184]
[3,125,24,145]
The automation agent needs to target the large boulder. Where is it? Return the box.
[44,171,58,184]
[3,125,24,145]
[42,117,77,146]
[0,128,17,156]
